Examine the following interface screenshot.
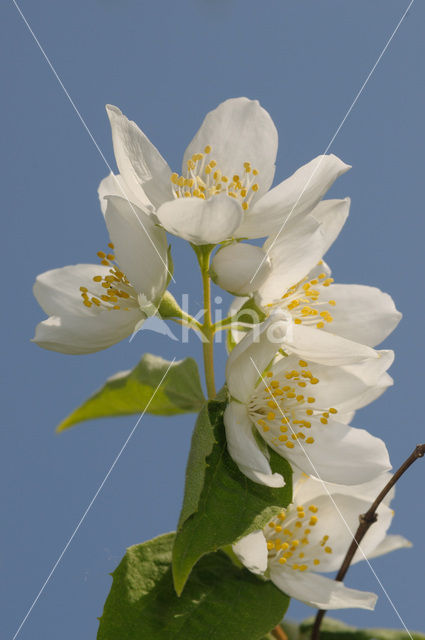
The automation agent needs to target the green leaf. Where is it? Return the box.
[97,532,289,640]
[57,354,205,432]
[173,394,293,595]
[297,617,425,640]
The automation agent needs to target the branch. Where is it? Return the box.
[272,624,288,640]
[311,443,425,640]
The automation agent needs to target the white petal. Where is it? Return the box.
[318,284,402,347]
[33,309,142,354]
[226,312,289,402]
[106,104,172,208]
[34,264,115,317]
[280,418,391,485]
[232,531,269,575]
[183,97,278,199]
[237,154,350,239]
[224,402,285,487]
[104,195,169,303]
[270,568,377,611]
[366,534,412,560]
[257,214,324,305]
[98,172,153,215]
[156,193,243,245]
[211,243,272,295]
[283,323,379,365]
[310,198,350,254]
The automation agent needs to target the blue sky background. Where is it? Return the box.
[1,0,424,637]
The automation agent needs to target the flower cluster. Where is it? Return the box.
[32,98,409,612]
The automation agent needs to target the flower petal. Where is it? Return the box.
[33,309,142,354]
[256,214,324,305]
[318,284,402,347]
[156,192,243,245]
[98,172,153,216]
[211,242,272,295]
[238,154,350,239]
[366,534,412,560]
[183,97,278,198]
[269,568,377,610]
[224,401,285,487]
[106,104,172,208]
[226,312,289,402]
[104,195,169,303]
[283,323,379,365]
[232,531,269,575]
[309,197,350,254]
[280,418,391,485]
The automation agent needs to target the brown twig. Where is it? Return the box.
[311,443,425,640]
[272,624,288,640]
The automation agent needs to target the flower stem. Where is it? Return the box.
[196,246,216,400]
[311,443,425,640]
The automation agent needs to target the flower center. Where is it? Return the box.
[265,504,333,572]
[249,360,338,450]
[266,266,335,329]
[170,145,259,210]
[79,243,136,311]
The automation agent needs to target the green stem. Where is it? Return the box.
[196,246,216,400]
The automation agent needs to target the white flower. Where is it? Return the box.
[104,98,350,245]
[232,475,410,610]
[224,313,391,487]
[32,196,169,354]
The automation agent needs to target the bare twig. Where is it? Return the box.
[311,443,425,640]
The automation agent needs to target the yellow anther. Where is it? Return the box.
[278,512,286,520]
[268,522,275,528]
[171,172,179,184]
[80,286,88,292]
[310,378,319,385]
[329,408,338,414]
[266,371,273,377]
[280,425,288,433]
[92,298,101,306]
[298,360,308,367]
[267,412,276,421]
[320,418,328,425]
[304,528,311,535]
[106,254,115,261]
[297,512,305,519]
[101,259,109,266]
[281,542,289,550]
[299,565,308,571]
[267,400,277,409]
[279,557,287,564]
[295,521,302,528]
[299,552,305,558]
[307,397,315,404]
[108,242,115,249]
[97,251,106,258]
[278,435,288,442]
[329,300,336,306]
[252,169,259,175]
[242,201,249,210]
[309,516,318,525]
[204,145,211,154]
[296,395,304,402]
[92,276,102,283]
[305,437,315,444]
[306,409,313,415]
[317,321,325,329]
[275,525,282,533]
[271,380,279,388]
[313,559,320,565]
[308,505,318,513]
[324,546,333,554]
[285,441,295,449]
[251,183,259,192]
[232,174,240,182]
[267,541,275,550]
